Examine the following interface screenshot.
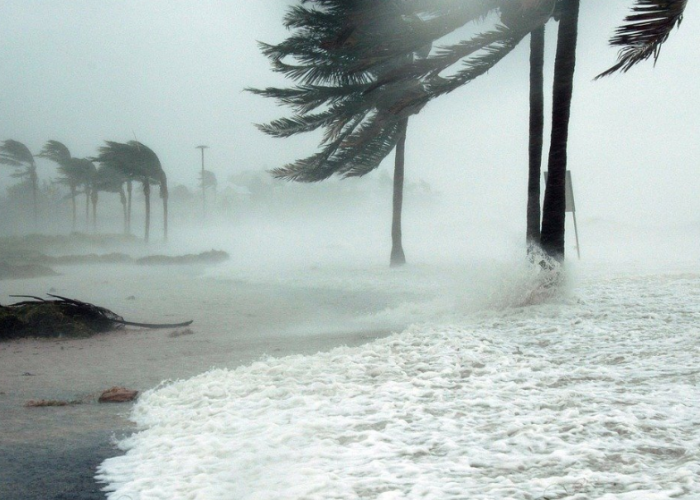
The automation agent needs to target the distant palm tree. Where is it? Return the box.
[0,140,39,227]
[94,141,168,242]
[73,158,97,231]
[39,140,95,232]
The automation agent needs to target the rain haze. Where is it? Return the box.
[1,1,699,263]
[1,2,699,500]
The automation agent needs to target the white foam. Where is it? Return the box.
[97,264,700,500]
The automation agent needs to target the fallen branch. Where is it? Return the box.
[1,294,193,340]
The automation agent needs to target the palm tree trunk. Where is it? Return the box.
[70,184,77,232]
[84,190,90,231]
[120,186,128,235]
[143,178,151,243]
[91,190,98,233]
[162,191,168,242]
[527,26,545,251]
[390,117,409,267]
[540,0,580,261]
[30,166,38,230]
[127,180,133,234]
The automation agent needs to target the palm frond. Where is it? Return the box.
[0,140,35,167]
[596,0,687,78]
[38,140,72,166]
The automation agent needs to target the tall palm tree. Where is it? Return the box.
[0,140,39,228]
[500,1,556,252]
[540,0,580,261]
[253,0,562,265]
[252,3,440,266]
[94,141,168,242]
[527,25,546,249]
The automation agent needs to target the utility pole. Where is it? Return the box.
[196,145,209,219]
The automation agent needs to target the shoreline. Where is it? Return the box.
[0,266,405,500]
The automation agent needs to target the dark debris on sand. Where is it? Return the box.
[0,294,192,341]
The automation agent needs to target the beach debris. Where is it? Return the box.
[25,399,82,407]
[0,294,193,340]
[98,387,138,403]
[168,328,195,338]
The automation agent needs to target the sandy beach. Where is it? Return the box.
[0,264,405,500]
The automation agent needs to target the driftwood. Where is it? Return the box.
[0,294,193,340]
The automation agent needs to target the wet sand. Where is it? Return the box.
[0,265,404,500]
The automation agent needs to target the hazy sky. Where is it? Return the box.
[1,0,698,229]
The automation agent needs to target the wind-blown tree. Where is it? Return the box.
[0,140,39,227]
[252,1,501,266]
[254,0,687,263]
[539,0,580,261]
[94,141,168,242]
[252,0,556,264]
[500,1,558,252]
[92,164,129,233]
[541,0,687,260]
[39,140,95,232]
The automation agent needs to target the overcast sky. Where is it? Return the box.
[1,0,698,229]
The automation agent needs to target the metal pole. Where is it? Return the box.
[572,211,581,260]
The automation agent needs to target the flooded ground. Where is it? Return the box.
[0,265,406,500]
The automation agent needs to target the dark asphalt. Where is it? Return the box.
[0,430,125,500]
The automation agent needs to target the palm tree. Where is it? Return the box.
[527,25,546,250]
[253,1,558,265]
[0,140,39,228]
[252,2,446,266]
[500,1,557,252]
[39,140,95,232]
[540,0,580,261]
[94,141,168,242]
[73,158,97,231]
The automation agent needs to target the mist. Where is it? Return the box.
[2,2,700,499]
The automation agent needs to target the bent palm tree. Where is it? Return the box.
[1,140,39,228]
[39,140,95,232]
[94,141,168,242]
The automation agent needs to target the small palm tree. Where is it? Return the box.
[39,140,95,232]
[0,140,39,228]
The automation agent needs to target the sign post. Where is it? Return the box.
[544,170,580,259]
